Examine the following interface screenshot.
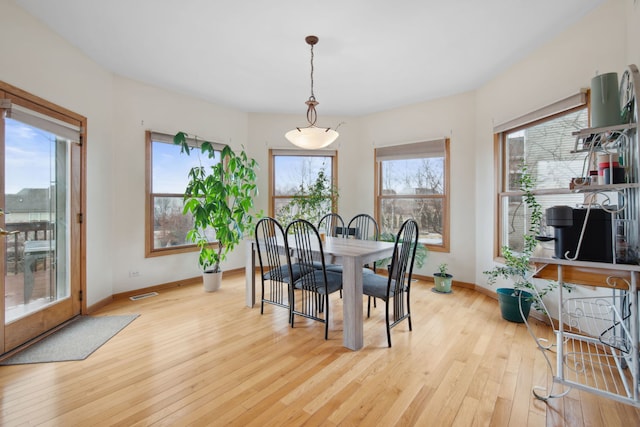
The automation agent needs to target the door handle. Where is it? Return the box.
[0,228,18,236]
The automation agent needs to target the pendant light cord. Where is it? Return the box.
[309,43,315,101]
[306,42,318,126]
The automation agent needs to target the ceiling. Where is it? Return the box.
[14,0,604,116]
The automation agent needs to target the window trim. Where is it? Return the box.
[144,130,224,257]
[374,138,450,252]
[268,148,339,219]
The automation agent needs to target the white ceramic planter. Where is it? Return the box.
[202,271,222,292]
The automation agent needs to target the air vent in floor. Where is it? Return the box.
[129,292,159,301]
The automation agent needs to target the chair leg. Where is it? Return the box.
[324,294,330,340]
[385,301,392,348]
[367,296,371,318]
[407,295,412,331]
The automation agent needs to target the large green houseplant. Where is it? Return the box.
[174,132,260,291]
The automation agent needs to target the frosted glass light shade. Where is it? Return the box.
[285,126,339,149]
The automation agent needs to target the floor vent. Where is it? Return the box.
[129,292,159,301]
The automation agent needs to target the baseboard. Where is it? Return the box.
[413,273,476,291]
[91,268,555,327]
[88,267,249,314]
[87,296,114,314]
[112,276,202,301]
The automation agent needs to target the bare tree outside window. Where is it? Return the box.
[376,139,449,250]
[146,131,219,256]
[271,152,337,226]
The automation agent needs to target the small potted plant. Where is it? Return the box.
[174,132,260,292]
[433,263,453,293]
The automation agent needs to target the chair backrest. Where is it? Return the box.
[254,217,288,281]
[347,214,379,241]
[317,213,345,238]
[284,219,327,286]
[388,219,419,296]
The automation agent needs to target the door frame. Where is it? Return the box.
[0,81,86,354]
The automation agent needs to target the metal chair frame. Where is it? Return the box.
[347,213,380,241]
[363,218,419,347]
[255,217,295,319]
[318,213,345,238]
[285,219,342,340]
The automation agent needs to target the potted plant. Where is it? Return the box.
[174,132,260,292]
[483,164,559,322]
[433,263,453,293]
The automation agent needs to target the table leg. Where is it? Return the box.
[245,241,256,308]
[342,255,364,350]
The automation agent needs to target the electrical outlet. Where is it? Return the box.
[129,270,140,278]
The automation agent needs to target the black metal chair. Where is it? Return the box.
[285,219,343,340]
[362,218,419,347]
[254,217,303,318]
[324,213,381,279]
[347,213,379,242]
[318,213,345,238]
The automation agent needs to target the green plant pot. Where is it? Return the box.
[496,288,533,323]
[433,273,453,293]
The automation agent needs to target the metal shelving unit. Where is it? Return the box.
[526,65,640,407]
[530,257,639,406]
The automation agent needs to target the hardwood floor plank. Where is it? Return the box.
[1,276,639,426]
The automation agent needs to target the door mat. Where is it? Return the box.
[0,314,139,365]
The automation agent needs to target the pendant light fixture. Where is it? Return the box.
[285,35,339,149]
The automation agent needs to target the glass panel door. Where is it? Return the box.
[1,95,81,353]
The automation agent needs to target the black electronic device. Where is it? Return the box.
[546,206,613,263]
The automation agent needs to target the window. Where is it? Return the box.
[495,92,589,255]
[375,138,450,251]
[269,149,337,225]
[145,131,222,257]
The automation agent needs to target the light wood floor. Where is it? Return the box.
[1,273,639,426]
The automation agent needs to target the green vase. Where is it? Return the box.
[496,288,532,323]
[433,274,453,293]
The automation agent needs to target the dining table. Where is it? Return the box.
[245,235,396,350]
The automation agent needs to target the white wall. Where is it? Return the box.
[1,0,115,305]
[475,0,627,293]
[110,77,248,293]
[246,112,364,221]
[0,0,251,303]
[2,0,638,306]
[360,92,477,280]
[627,0,640,67]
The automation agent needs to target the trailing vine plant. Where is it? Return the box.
[483,164,563,313]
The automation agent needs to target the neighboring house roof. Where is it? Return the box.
[5,188,50,214]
